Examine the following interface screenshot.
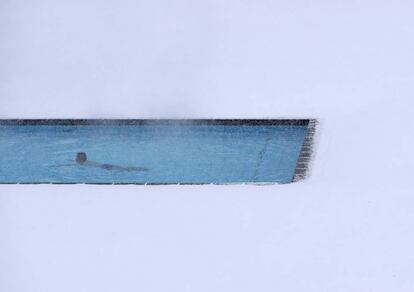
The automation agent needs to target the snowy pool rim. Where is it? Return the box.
[0,119,311,126]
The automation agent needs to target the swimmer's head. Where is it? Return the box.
[76,152,87,164]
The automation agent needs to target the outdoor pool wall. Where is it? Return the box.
[0,119,316,184]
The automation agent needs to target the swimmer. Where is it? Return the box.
[75,152,148,172]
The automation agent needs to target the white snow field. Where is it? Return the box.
[1,0,414,291]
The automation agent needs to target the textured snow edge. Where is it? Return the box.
[293,119,318,182]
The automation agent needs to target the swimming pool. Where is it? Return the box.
[0,120,315,184]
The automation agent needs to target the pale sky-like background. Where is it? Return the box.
[1,0,414,291]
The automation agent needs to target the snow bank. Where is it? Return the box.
[1,0,413,291]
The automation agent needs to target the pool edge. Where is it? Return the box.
[0,119,310,126]
[292,119,317,183]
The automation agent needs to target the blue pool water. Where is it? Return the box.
[0,124,307,184]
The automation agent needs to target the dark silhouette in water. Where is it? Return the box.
[75,152,148,172]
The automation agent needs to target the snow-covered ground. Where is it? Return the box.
[1,0,413,291]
